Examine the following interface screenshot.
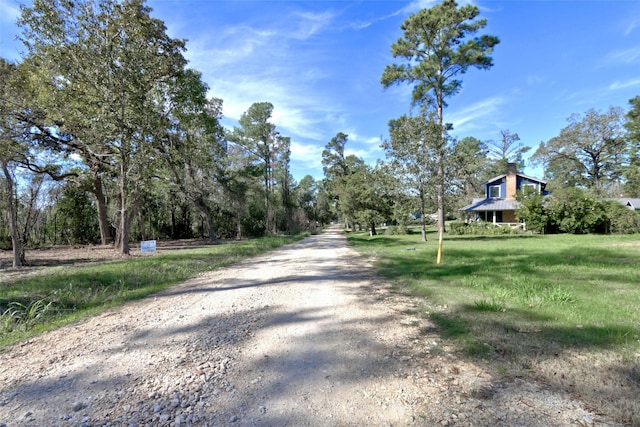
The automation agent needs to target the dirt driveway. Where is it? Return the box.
[0,230,610,426]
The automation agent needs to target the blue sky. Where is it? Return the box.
[1,0,639,181]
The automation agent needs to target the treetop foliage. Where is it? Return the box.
[381,0,499,111]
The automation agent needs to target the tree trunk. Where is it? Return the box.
[138,208,146,241]
[117,160,130,255]
[436,83,446,234]
[369,222,377,236]
[93,175,112,245]
[205,216,216,241]
[193,199,216,241]
[236,208,242,240]
[419,187,427,242]
[2,160,22,267]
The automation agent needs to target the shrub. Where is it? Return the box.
[384,225,398,235]
[449,221,521,236]
[546,188,608,234]
[384,224,410,235]
[605,201,640,234]
[516,188,550,233]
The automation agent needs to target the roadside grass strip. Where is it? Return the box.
[0,235,304,349]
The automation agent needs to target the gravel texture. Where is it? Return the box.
[0,230,618,426]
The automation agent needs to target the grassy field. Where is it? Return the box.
[347,229,640,424]
[0,235,304,349]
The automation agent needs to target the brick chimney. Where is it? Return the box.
[506,162,517,200]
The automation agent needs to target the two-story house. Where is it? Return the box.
[462,163,547,228]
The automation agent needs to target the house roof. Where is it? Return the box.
[461,198,520,212]
[484,173,547,186]
[615,198,640,210]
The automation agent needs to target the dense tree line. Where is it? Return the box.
[0,0,330,267]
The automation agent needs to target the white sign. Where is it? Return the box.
[140,240,157,253]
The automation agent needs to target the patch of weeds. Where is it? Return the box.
[428,343,445,356]
[508,277,575,307]
[2,299,54,331]
[1,310,15,333]
[471,384,496,400]
[430,313,469,339]
[472,299,505,312]
[497,364,508,375]
[544,287,575,305]
[464,339,493,358]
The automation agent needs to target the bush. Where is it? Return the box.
[397,224,409,235]
[605,201,640,234]
[449,221,521,236]
[516,188,550,233]
[384,224,410,235]
[546,188,609,234]
[449,221,468,235]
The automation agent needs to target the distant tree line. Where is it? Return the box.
[322,0,640,239]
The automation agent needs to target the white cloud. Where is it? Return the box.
[291,140,323,164]
[291,10,336,40]
[448,96,507,132]
[624,15,640,35]
[605,46,640,65]
[168,7,343,142]
[344,147,372,159]
[609,78,640,91]
[403,0,439,14]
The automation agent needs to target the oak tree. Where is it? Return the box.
[624,96,640,197]
[533,107,628,196]
[18,0,188,253]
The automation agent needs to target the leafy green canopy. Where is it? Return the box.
[624,96,640,197]
[533,107,628,196]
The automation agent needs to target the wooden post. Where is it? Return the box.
[437,226,443,264]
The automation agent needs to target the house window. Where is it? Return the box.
[489,185,501,198]
[521,183,537,194]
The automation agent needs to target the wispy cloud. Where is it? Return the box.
[526,75,544,86]
[291,10,336,40]
[403,0,440,14]
[211,75,333,141]
[348,9,403,30]
[624,15,640,35]
[348,0,442,30]
[0,0,20,23]
[609,78,640,91]
[448,96,507,132]
[605,46,640,65]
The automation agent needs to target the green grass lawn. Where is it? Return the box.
[348,229,640,423]
[347,230,640,358]
[0,235,304,349]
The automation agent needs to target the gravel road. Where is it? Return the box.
[0,230,614,426]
